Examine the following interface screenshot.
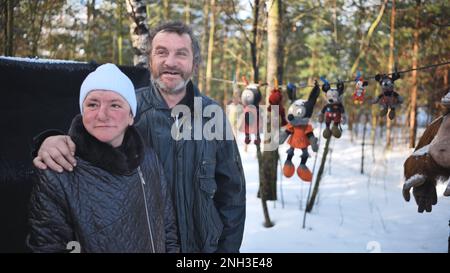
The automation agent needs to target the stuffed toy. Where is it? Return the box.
[240,81,262,145]
[268,78,288,127]
[318,77,346,139]
[403,90,450,212]
[352,71,368,104]
[371,72,403,120]
[226,78,243,137]
[279,81,320,182]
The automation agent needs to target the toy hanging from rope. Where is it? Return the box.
[371,71,403,120]
[279,81,320,182]
[239,76,262,145]
[318,77,346,139]
[268,77,288,127]
[352,71,368,104]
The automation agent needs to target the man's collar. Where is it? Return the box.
[177,81,195,110]
[150,79,198,110]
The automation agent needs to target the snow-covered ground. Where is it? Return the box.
[238,124,450,253]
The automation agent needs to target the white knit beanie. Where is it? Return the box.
[79,63,137,117]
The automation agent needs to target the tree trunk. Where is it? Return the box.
[370,110,378,162]
[197,0,210,91]
[350,0,387,75]
[126,0,150,68]
[361,113,368,174]
[28,1,39,56]
[220,26,229,107]
[349,111,355,142]
[85,0,96,61]
[184,0,191,24]
[409,0,420,148]
[386,0,396,148]
[5,0,14,56]
[258,0,284,228]
[205,0,216,97]
[444,67,448,88]
[116,1,124,65]
[306,137,331,213]
[163,0,170,21]
[251,0,260,82]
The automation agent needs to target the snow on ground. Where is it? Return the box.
[238,124,450,253]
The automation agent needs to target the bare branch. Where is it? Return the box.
[223,0,252,44]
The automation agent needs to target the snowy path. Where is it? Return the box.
[238,125,450,253]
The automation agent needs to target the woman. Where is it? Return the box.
[27,63,179,253]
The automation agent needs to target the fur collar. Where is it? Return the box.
[68,115,144,175]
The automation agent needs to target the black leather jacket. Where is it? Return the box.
[27,115,179,253]
[135,80,246,252]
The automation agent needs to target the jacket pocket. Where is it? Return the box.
[199,177,217,199]
[197,160,223,251]
[199,177,223,251]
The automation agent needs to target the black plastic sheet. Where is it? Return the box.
[0,57,149,252]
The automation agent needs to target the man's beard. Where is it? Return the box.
[152,67,191,95]
[154,76,189,95]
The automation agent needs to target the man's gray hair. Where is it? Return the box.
[149,21,201,70]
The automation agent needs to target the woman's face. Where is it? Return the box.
[82,90,133,147]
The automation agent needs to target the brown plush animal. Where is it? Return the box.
[403,90,450,212]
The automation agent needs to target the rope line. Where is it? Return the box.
[203,60,450,89]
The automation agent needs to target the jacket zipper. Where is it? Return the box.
[137,166,156,253]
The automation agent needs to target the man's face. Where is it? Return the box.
[150,31,194,95]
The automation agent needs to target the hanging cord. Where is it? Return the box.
[302,60,450,87]
[205,60,450,89]
[302,121,323,229]
[389,61,450,75]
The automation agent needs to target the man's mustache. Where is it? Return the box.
[158,67,184,76]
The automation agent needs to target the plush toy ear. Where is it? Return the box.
[241,75,249,85]
[363,81,369,86]
[274,77,279,89]
[375,74,382,82]
[305,83,321,118]
[355,71,361,82]
[392,72,401,81]
[337,80,344,95]
[314,80,320,89]
[320,76,330,92]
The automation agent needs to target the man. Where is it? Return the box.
[33,21,246,253]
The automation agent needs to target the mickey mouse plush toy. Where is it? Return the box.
[353,71,368,104]
[279,81,320,182]
[318,77,346,139]
[371,72,403,120]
